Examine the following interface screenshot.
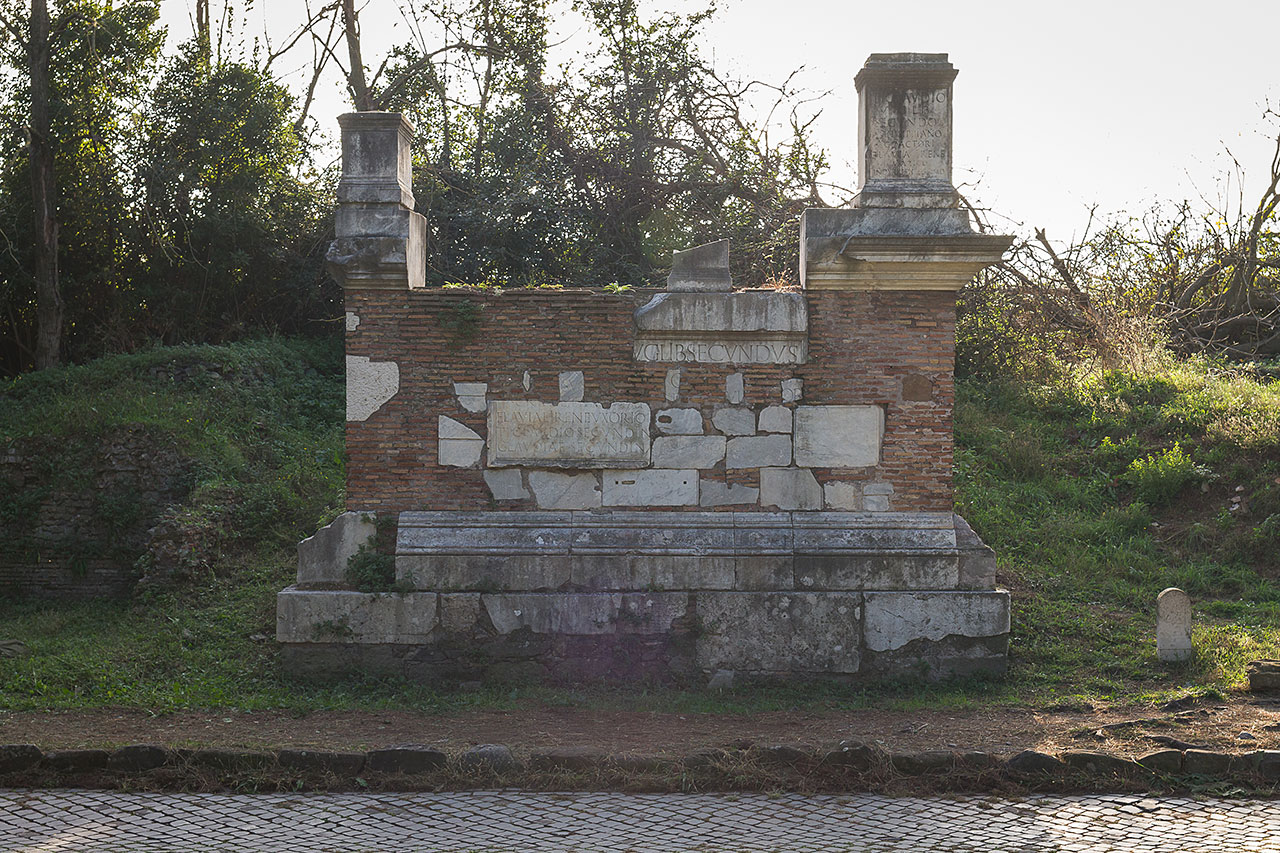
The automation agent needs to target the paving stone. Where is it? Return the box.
[1060,751,1139,776]
[819,742,886,772]
[42,749,109,772]
[459,744,520,774]
[1137,749,1183,773]
[366,745,447,774]
[277,749,366,775]
[891,751,954,775]
[530,746,608,772]
[1183,749,1233,777]
[107,744,171,772]
[1005,750,1066,776]
[188,749,274,772]
[0,744,42,773]
[5,789,1273,852]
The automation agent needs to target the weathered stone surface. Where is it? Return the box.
[901,374,933,401]
[483,592,688,635]
[438,416,483,467]
[781,379,803,403]
[707,669,734,689]
[559,371,584,402]
[108,745,170,772]
[1157,587,1193,662]
[892,751,954,775]
[1137,750,1183,773]
[602,469,698,506]
[297,511,376,586]
[633,292,808,364]
[1248,750,1280,781]
[664,368,681,401]
[1247,659,1280,691]
[823,482,862,510]
[726,436,791,469]
[1183,749,1233,777]
[278,749,366,775]
[0,744,42,773]
[757,745,812,766]
[700,479,760,507]
[820,742,886,772]
[190,749,274,772]
[483,468,529,501]
[366,745,446,774]
[329,113,426,290]
[667,239,732,292]
[636,292,808,333]
[852,53,957,209]
[652,436,726,469]
[863,591,1009,652]
[571,555,735,591]
[735,556,793,590]
[276,589,438,643]
[712,407,756,436]
[528,471,601,509]
[1060,751,1139,776]
[489,402,650,467]
[794,553,959,591]
[1005,750,1065,776]
[531,746,608,772]
[438,593,483,631]
[758,406,793,433]
[43,749,109,772]
[345,312,360,331]
[955,515,997,590]
[453,381,488,413]
[346,355,399,421]
[695,592,861,673]
[759,468,821,510]
[793,405,883,468]
[396,554,570,591]
[725,373,745,404]
[655,408,702,435]
[459,744,520,774]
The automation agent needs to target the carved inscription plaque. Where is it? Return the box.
[633,338,807,364]
[488,401,651,468]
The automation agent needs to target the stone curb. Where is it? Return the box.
[1,742,1278,791]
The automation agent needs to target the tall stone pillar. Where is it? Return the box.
[800,53,1011,289]
[327,112,427,290]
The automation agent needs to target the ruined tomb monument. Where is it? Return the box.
[277,53,1015,682]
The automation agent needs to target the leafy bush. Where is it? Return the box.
[1123,443,1206,505]
[345,544,396,593]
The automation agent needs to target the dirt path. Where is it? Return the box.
[3,699,1277,758]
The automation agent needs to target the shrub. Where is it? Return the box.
[1123,442,1206,505]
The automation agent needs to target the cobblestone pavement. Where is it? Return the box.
[1,789,1279,852]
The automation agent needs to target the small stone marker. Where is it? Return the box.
[667,239,732,291]
[1156,587,1192,662]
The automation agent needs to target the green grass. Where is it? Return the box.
[1,343,1279,715]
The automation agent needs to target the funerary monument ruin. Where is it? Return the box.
[277,53,1015,682]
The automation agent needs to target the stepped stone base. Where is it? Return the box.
[278,511,1010,683]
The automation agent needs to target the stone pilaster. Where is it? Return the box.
[800,53,1011,291]
[326,112,427,290]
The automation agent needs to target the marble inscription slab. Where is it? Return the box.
[488,401,651,468]
[633,339,807,364]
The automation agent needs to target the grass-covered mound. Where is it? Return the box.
[0,343,1277,713]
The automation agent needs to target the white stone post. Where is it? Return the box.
[326,112,427,290]
[1157,587,1193,662]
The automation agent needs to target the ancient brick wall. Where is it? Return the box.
[343,287,955,514]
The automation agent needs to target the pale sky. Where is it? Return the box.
[160,0,1280,243]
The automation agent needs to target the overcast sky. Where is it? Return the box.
[160,0,1279,242]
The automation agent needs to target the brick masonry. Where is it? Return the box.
[343,288,954,515]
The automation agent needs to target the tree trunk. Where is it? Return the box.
[341,0,372,110]
[30,0,61,370]
[195,0,210,63]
